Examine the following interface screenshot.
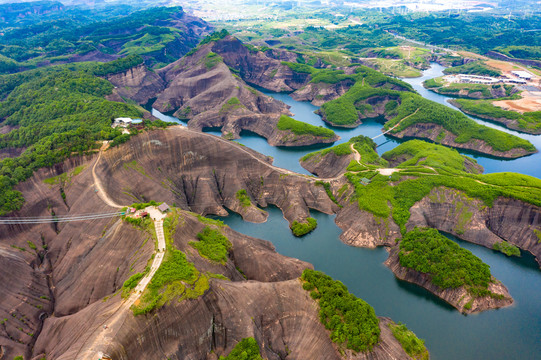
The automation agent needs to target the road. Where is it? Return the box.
[92,143,123,209]
[75,216,166,360]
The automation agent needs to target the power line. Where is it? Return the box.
[0,212,124,224]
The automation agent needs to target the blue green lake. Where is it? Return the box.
[153,63,541,359]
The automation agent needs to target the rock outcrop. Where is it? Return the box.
[106,64,166,105]
[385,245,513,314]
[94,126,338,225]
[290,80,355,106]
[0,129,414,359]
[387,123,537,159]
[300,151,354,179]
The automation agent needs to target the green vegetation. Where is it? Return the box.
[0,6,200,69]
[301,269,380,352]
[351,135,388,167]
[301,142,352,162]
[344,140,541,233]
[384,92,535,153]
[363,58,421,78]
[315,181,341,207]
[132,247,208,315]
[196,214,226,227]
[204,51,223,69]
[219,337,263,360]
[453,99,541,133]
[93,54,144,76]
[221,97,245,113]
[122,271,147,298]
[382,140,480,174]
[443,62,501,77]
[399,228,496,298]
[43,166,86,186]
[493,241,521,257]
[290,217,317,236]
[0,69,147,215]
[424,78,515,99]
[190,226,232,264]
[277,114,335,138]
[495,46,541,61]
[199,29,230,47]
[534,229,541,244]
[236,189,252,207]
[381,13,541,57]
[389,322,429,360]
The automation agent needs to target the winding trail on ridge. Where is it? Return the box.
[92,143,123,209]
[76,144,167,360]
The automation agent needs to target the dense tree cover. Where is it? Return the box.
[398,228,495,297]
[494,46,541,61]
[301,269,380,352]
[453,99,541,133]
[386,92,535,152]
[92,54,144,76]
[200,29,230,47]
[380,13,541,57]
[443,62,501,77]
[388,322,429,360]
[0,69,148,215]
[290,217,317,236]
[219,337,263,360]
[277,114,335,138]
[320,78,534,153]
[493,241,521,257]
[189,226,232,264]
[282,62,414,91]
[0,5,203,71]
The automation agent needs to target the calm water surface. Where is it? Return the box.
[154,64,541,360]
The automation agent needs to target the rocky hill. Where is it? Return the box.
[0,128,418,359]
[107,36,339,147]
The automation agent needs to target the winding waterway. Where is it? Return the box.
[153,63,541,360]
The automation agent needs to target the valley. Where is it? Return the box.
[0,2,540,360]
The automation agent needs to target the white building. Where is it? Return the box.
[511,71,533,80]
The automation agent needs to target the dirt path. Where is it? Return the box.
[350,143,361,164]
[372,108,420,140]
[76,216,166,360]
[92,143,123,209]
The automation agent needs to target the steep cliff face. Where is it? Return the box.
[0,130,415,359]
[385,246,513,314]
[211,36,309,92]
[96,127,338,225]
[486,198,541,267]
[106,64,166,105]
[300,151,353,179]
[388,123,537,159]
[407,187,541,267]
[336,204,402,248]
[290,80,355,106]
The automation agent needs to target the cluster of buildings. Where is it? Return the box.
[111,117,142,134]
[444,74,529,85]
